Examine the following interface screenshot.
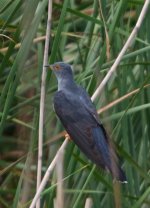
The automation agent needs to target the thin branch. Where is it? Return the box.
[0,34,15,43]
[0,36,46,53]
[98,84,150,114]
[36,1,52,208]
[0,32,82,53]
[91,0,150,101]
[84,198,93,208]
[29,138,68,208]
[55,145,64,208]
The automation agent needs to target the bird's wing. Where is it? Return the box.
[78,86,101,125]
[78,86,111,143]
[54,90,112,169]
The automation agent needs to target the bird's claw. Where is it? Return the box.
[65,133,71,140]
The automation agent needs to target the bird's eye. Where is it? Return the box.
[54,65,61,70]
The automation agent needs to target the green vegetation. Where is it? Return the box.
[0,0,150,207]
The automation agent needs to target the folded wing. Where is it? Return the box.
[54,90,126,182]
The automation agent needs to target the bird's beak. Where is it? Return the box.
[44,64,53,70]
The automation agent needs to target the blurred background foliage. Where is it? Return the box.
[0,0,150,207]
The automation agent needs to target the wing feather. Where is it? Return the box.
[54,91,111,169]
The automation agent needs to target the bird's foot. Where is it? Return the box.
[65,133,71,140]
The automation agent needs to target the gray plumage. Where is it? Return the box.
[50,62,126,182]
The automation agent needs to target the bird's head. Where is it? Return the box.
[48,62,73,80]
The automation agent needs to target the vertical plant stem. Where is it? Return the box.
[36,1,52,208]
[84,198,93,208]
[55,148,64,208]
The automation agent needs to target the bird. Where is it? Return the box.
[49,62,127,182]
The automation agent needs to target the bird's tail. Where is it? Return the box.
[112,166,127,183]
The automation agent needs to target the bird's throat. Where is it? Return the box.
[57,77,75,91]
